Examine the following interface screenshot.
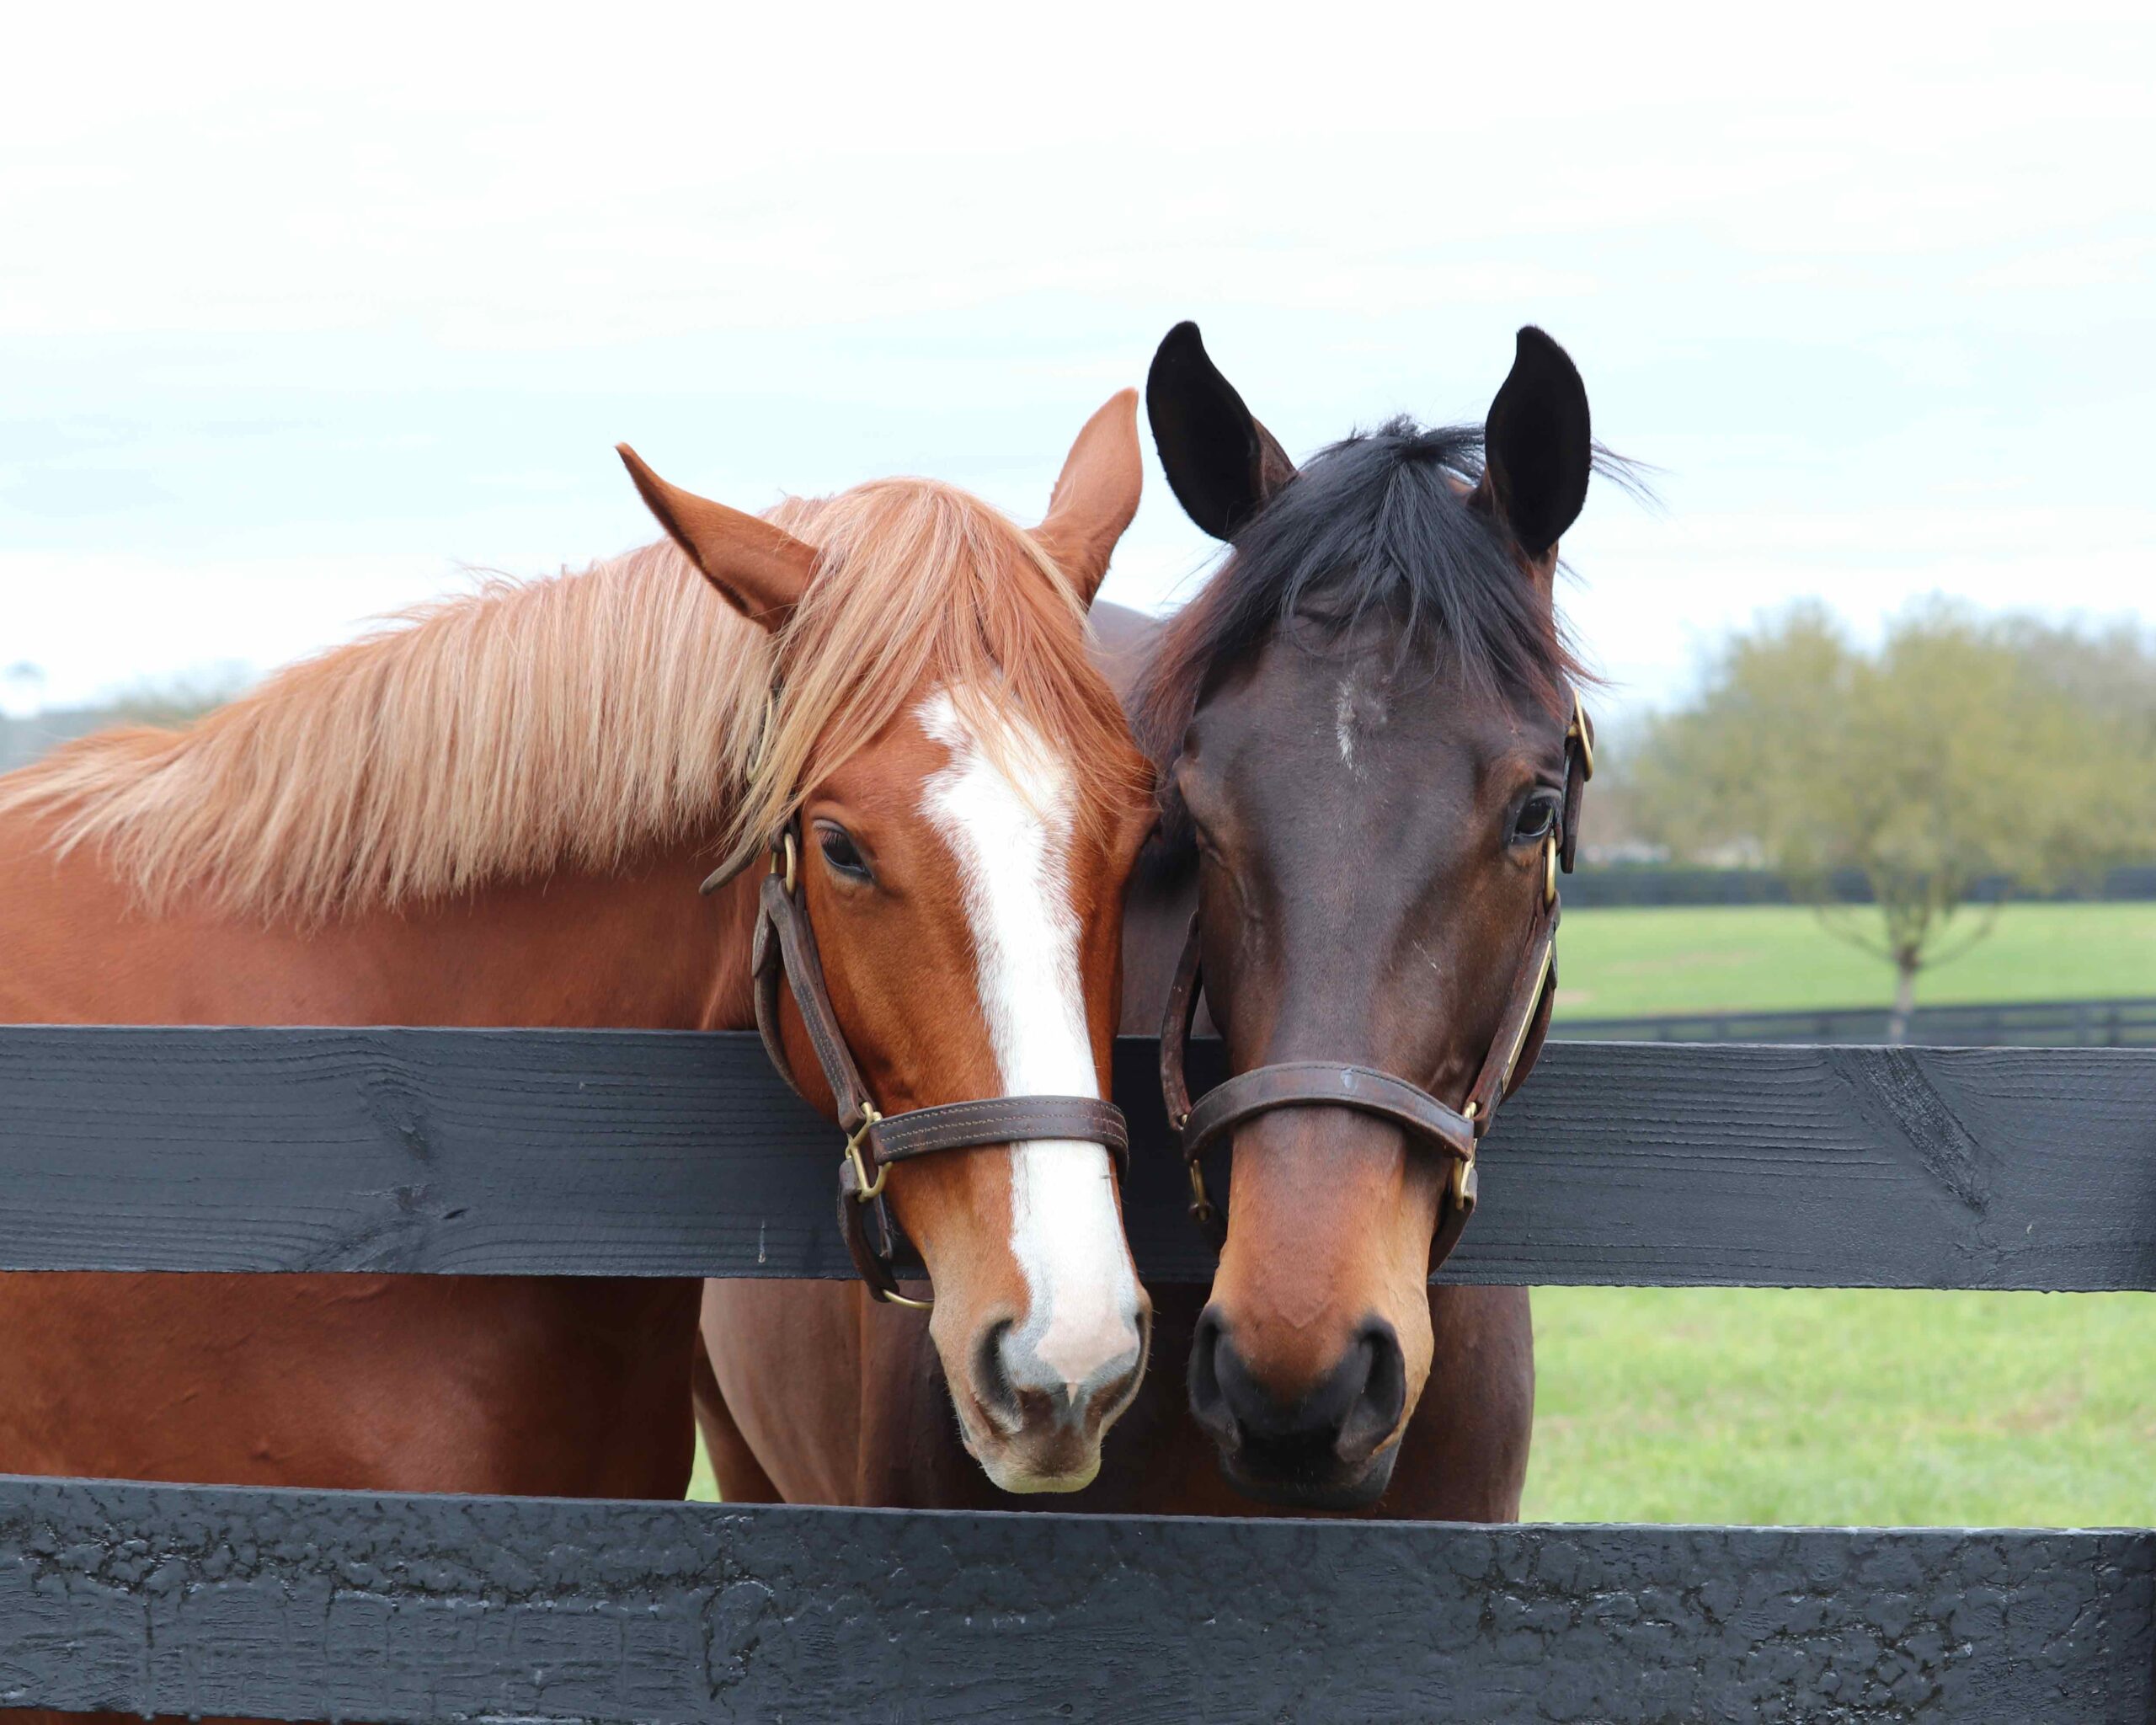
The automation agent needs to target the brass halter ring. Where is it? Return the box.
[1544,831,1560,907]
[1569,690,1595,780]
[843,1105,931,1309]
[770,828,798,896]
[844,1106,887,1201]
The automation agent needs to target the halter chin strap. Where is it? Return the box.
[1160,692,1591,1274]
[746,820,1129,1306]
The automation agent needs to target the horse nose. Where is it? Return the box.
[1190,1307,1407,1474]
[974,1301,1148,1435]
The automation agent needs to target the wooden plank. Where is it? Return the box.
[0,1024,841,1279]
[1559,995,2156,1049]
[0,1475,2143,1723]
[0,1028,2153,1289]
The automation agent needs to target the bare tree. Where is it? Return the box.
[1630,600,2152,1040]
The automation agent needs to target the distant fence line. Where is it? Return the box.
[1558,995,2156,1048]
[1566,863,2156,909]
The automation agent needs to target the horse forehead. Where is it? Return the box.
[912,690,1083,837]
[1222,649,1530,782]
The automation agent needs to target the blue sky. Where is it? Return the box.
[3,2,2150,721]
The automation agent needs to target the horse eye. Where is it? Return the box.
[1511,797,1560,844]
[819,826,871,880]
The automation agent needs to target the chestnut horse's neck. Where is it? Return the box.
[0,802,760,1034]
[0,540,784,1032]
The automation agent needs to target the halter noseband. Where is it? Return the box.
[1159,691,1593,1274]
[740,818,1129,1308]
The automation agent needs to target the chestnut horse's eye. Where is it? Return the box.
[817,824,873,882]
[1510,794,1561,846]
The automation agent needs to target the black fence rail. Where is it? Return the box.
[0,1027,2152,1722]
[1559,994,2156,1048]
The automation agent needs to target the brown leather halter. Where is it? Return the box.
[735,820,1130,1307]
[1159,692,1593,1274]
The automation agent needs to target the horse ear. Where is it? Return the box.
[616,444,817,632]
[1030,388,1143,608]
[1472,327,1592,569]
[1145,321,1297,541]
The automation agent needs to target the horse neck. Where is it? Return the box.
[338,835,766,1032]
[0,812,762,1033]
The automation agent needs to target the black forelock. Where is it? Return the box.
[1130,416,1588,777]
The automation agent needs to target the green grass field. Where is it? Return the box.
[1526,1289,2155,1526]
[1552,900,2156,1021]
[693,902,2156,1526]
[1534,902,2155,1526]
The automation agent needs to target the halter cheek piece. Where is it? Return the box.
[724,816,1129,1309]
[1160,692,1593,1275]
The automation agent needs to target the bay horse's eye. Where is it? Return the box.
[1510,794,1561,846]
[817,824,873,882]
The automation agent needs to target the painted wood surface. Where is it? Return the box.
[0,1475,2146,1723]
[0,1028,2150,1288]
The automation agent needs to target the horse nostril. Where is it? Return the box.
[1193,1312,1406,1478]
[972,1317,1021,1429]
[1334,1320,1406,1466]
[1186,1306,1236,1445]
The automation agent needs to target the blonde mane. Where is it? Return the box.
[0,478,1139,925]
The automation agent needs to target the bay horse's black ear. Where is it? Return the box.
[1145,322,1297,541]
[1474,326,1592,564]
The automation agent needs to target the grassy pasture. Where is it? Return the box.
[1526,1288,2155,1527]
[1552,900,2156,1022]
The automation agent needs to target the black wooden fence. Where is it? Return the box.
[1558,994,2156,1049]
[1563,862,2156,908]
[1,1028,2152,1722]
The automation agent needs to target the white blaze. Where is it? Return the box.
[1335,677,1358,770]
[918,689,1141,1393]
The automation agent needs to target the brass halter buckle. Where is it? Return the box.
[1187,1160,1215,1226]
[1569,691,1595,781]
[1451,1101,1481,1210]
[843,1103,931,1308]
[843,1106,886,1202]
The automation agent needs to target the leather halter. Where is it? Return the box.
[1159,692,1593,1274]
[745,821,1129,1306]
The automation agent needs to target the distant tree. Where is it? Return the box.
[1630,600,2153,1040]
[99,664,254,728]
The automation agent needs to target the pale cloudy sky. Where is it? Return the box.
[3,2,2150,720]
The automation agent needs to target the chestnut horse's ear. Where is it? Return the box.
[616,444,818,632]
[1471,327,1592,569]
[1030,388,1143,608]
[1145,321,1297,542]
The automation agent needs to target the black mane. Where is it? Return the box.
[1130,416,1587,776]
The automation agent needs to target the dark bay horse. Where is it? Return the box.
[1098,320,1604,1513]
[696,323,1601,1519]
[0,377,1156,1618]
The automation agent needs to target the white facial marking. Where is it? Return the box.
[919,690,1142,1402]
[1336,666,1387,777]
[1335,678,1358,771]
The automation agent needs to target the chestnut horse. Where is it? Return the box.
[695,323,1602,1519]
[0,386,1155,1611]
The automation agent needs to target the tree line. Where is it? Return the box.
[1609,600,2156,1039]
